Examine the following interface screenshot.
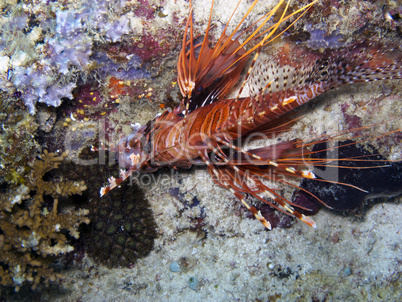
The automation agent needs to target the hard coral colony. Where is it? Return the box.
[82,180,157,268]
[100,0,402,230]
[0,151,89,291]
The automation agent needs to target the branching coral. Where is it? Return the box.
[0,151,89,292]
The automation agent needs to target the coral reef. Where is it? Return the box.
[58,149,158,269]
[289,0,402,51]
[0,0,400,300]
[0,151,89,292]
[0,92,39,185]
[82,180,157,268]
[0,0,187,114]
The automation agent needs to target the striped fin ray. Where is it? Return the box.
[202,140,318,228]
[203,121,402,229]
[177,0,319,114]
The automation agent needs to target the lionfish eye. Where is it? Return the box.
[128,139,139,150]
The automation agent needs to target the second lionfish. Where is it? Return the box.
[98,0,402,229]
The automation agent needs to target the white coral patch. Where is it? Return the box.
[0,55,10,73]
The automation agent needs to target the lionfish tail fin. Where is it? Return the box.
[308,45,402,90]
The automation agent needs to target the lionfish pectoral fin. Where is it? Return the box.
[209,137,320,228]
[233,165,317,229]
[246,203,272,230]
[205,153,317,229]
[201,149,273,229]
[232,189,272,230]
[300,214,316,229]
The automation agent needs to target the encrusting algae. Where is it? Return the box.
[0,150,89,292]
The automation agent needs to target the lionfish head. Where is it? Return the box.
[99,123,153,197]
[116,122,150,170]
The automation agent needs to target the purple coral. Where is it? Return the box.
[47,11,93,74]
[1,0,151,114]
[304,25,345,50]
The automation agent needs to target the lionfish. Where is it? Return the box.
[98,0,402,229]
